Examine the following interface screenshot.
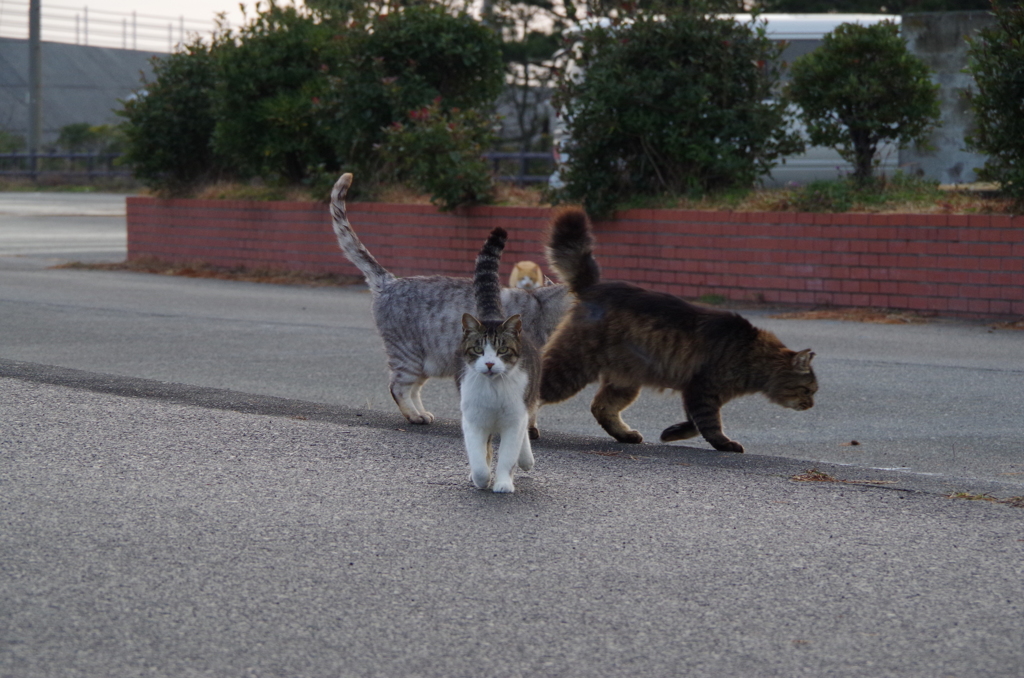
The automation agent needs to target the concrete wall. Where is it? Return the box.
[127,199,1024,319]
[0,38,162,144]
[900,11,995,186]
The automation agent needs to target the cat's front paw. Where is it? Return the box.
[613,430,644,444]
[470,469,491,489]
[408,412,435,425]
[492,477,515,493]
[528,426,540,440]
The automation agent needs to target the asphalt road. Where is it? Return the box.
[2,192,1023,677]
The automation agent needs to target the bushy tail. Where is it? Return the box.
[474,227,508,322]
[330,173,394,293]
[545,207,599,294]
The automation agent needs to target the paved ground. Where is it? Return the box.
[2,193,1023,677]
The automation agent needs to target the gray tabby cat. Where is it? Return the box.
[459,227,540,493]
[329,173,570,433]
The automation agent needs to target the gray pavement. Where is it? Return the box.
[2,193,1024,677]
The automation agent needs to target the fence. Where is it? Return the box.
[0,0,226,53]
[484,151,554,185]
[0,152,129,178]
[0,151,550,183]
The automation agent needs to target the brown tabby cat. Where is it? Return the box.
[540,208,817,453]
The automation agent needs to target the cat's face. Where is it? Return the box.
[461,314,524,377]
[767,349,818,411]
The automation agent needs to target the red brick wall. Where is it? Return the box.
[127,197,1024,318]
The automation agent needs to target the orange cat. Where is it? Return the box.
[509,261,544,290]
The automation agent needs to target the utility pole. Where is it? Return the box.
[28,0,42,179]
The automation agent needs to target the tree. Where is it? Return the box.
[209,4,350,183]
[0,129,26,153]
[55,123,124,154]
[785,21,940,183]
[119,1,504,203]
[555,11,802,217]
[964,1,1024,207]
[118,39,219,192]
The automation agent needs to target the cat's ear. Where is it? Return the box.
[463,313,482,332]
[792,349,815,373]
[543,275,555,286]
[502,314,523,334]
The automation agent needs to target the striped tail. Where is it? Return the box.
[545,207,599,294]
[474,227,508,322]
[330,173,394,293]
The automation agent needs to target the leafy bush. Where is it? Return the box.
[210,4,349,183]
[0,129,24,153]
[119,3,504,206]
[118,39,218,192]
[379,97,497,211]
[332,4,504,193]
[55,123,125,154]
[785,21,940,183]
[964,2,1024,208]
[555,12,801,217]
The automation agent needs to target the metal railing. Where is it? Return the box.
[0,151,554,183]
[0,152,130,178]
[0,0,225,53]
[483,151,554,185]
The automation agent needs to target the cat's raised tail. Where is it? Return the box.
[545,207,600,294]
[474,227,508,322]
[330,173,395,293]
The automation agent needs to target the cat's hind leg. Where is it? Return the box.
[683,386,744,453]
[591,377,643,444]
[389,371,434,425]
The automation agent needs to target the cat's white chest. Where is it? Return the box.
[460,365,529,429]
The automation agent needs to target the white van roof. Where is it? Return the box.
[725,14,900,40]
[568,13,900,40]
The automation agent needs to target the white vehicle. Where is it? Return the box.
[548,14,901,190]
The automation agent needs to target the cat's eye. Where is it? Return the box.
[497,347,509,355]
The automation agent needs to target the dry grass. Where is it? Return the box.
[56,256,363,287]
[990,318,1024,331]
[192,181,320,203]
[128,176,1018,215]
[791,468,895,485]
[947,492,1024,509]
[770,307,933,324]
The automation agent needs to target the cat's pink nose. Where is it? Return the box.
[485,362,495,370]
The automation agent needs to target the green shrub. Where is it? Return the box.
[0,129,25,153]
[785,172,943,212]
[332,4,505,189]
[965,2,1024,208]
[555,12,801,218]
[785,21,940,184]
[379,97,496,211]
[210,4,349,183]
[120,3,504,196]
[118,39,218,192]
[55,123,124,154]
